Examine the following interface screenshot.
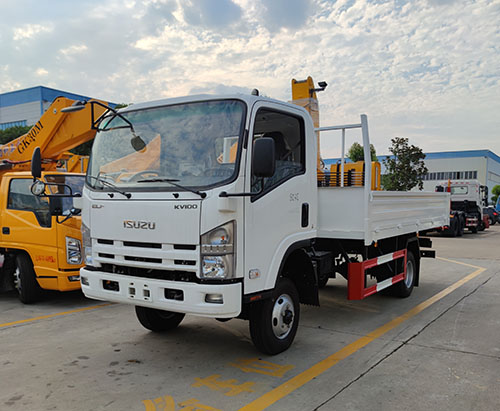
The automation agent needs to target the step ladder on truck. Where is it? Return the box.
[31,78,450,353]
[0,97,109,303]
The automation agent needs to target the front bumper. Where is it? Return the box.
[80,268,242,318]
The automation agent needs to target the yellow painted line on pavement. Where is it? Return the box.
[239,259,486,411]
[0,303,112,329]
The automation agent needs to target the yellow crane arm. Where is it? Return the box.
[0,97,109,166]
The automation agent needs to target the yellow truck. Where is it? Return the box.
[0,97,108,303]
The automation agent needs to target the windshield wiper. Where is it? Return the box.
[87,175,132,199]
[137,178,207,199]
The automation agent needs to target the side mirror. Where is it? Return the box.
[31,180,46,196]
[31,147,42,179]
[252,138,275,178]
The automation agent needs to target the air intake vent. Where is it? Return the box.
[99,253,115,259]
[97,239,114,245]
[124,256,162,264]
[123,241,162,249]
[174,244,197,250]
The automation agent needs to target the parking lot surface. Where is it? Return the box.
[1,226,499,410]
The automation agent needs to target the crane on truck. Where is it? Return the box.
[32,78,449,354]
[0,97,109,303]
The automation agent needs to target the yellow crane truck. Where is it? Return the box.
[0,97,108,303]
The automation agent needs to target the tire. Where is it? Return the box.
[457,217,464,237]
[317,273,329,288]
[388,250,416,298]
[471,226,478,234]
[13,253,43,304]
[249,278,300,355]
[135,306,185,332]
[452,218,459,237]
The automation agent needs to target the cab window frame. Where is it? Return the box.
[250,107,306,202]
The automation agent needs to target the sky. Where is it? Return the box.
[0,0,499,158]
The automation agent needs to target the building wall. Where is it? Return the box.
[0,101,42,127]
[420,157,486,191]
[327,150,500,204]
[0,86,115,130]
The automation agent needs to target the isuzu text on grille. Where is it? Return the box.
[123,220,156,229]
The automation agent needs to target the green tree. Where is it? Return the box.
[347,142,378,162]
[0,125,31,145]
[382,137,428,191]
[491,185,500,205]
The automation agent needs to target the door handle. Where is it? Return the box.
[2,227,10,235]
[301,203,309,228]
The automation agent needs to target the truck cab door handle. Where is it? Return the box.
[2,227,10,235]
[301,203,309,228]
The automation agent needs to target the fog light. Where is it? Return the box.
[81,276,89,286]
[68,275,80,282]
[205,293,224,304]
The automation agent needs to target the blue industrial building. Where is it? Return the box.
[0,86,114,130]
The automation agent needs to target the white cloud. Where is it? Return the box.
[0,0,499,156]
[60,45,89,56]
[13,24,52,40]
[35,68,48,76]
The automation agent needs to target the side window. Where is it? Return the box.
[251,108,305,194]
[8,179,51,228]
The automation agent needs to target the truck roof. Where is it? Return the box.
[118,93,307,115]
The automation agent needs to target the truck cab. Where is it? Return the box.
[0,171,84,302]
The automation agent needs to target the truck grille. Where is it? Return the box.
[100,263,197,282]
[93,238,199,272]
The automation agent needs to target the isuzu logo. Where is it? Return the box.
[123,220,156,230]
[174,204,198,210]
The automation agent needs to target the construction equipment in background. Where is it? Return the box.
[0,97,109,303]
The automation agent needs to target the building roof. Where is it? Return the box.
[0,86,108,108]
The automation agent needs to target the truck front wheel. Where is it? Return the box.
[135,306,185,332]
[249,278,300,355]
[13,253,43,304]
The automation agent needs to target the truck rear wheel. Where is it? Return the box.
[387,250,416,298]
[135,306,185,332]
[249,278,300,355]
[13,253,43,304]
[457,216,464,237]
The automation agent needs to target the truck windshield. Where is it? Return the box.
[87,99,246,191]
[45,174,85,215]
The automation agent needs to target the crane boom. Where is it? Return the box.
[0,97,109,172]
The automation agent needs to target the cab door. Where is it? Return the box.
[2,177,58,274]
[243,103,316,295]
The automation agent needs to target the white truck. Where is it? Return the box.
[435,179,488,235]
[32,83,449,354]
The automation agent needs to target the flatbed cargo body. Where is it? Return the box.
[318,187,449,244]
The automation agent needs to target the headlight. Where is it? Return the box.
[81,223,93,266]
[66,237,82,265]
[200,221,235,279]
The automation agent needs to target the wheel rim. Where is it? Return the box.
[405,258,414,288]
[271,293,295,340]
[13,266,21,293]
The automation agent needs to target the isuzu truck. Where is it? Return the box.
[32,79,449,353]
